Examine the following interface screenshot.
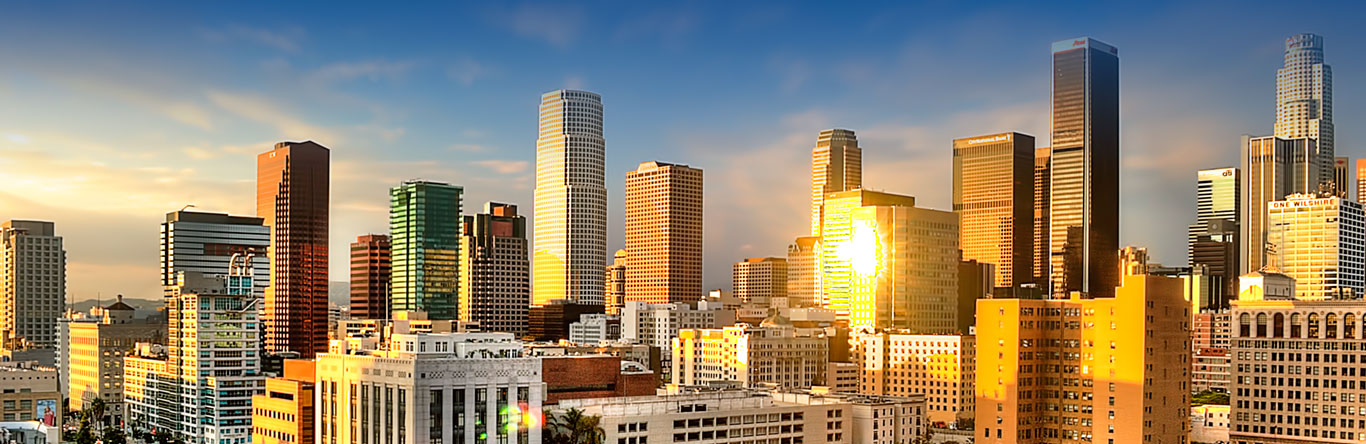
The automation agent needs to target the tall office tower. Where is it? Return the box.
[952,132,1034,289]
[1357,159,1366,203]
[1275,34,1334,186]
[161,211,270,298]
[257,141,330,357]
[390,180,463,320]
[957,259,994,333]
[732,257,788,309]
[820,189,958,332]
[1266,194,1365,300]
[124,263,265,444]
[811,129,863,236]
[1187,168,1241,304]
[1033,147,1051,285]
[1241,135,1319,272]
[786,236,819,308]
[1229,299,1366,442]
[533,89,607,307]
[349,234,391,320]
[976,253,1191,443]
[458,202,530,335]
[0,221,64,349]
[604,250,626,315]
[624,161,703,304]
[1335,156,1350,197]
[850,332,975,425]
[1048,37,1120,299]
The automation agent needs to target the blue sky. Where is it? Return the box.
[3,1,1365,301]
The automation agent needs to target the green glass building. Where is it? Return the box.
[390,180,463,319]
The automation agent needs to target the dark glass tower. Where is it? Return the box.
[390,180,463,320]
[257,141,330,358]
[1048,37,1119,298]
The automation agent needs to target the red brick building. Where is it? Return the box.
[541,355,656,404]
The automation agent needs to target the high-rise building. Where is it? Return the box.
[533,89,608,307]
[1357,159,1366,203]
[625,161,703,304]
[1335,156,1350,198]
[349,234,391,320]
[458,202,530,335]
[850,332,975,425]
[1229,299,1365,442]
[786,236,820,308]
[1048,37,1120,298]
[315,332,545,444]
[733,257,787,309]
[1275,34,1334,187]
[819,190,957,332]
[1033,148,1051,286]
[1266,194,1365,300]
[251,359,314,444]
[0,220,65,350]
[1188,168,1241,261]
[811,129,863,236]
[125,264,265,444]
[1241,135,1320,273]
[604,250,627,315]
[1187,168,1242,305]
[161,211,270,298]
[64,297,163,426]
[673,324,828,389]
[975,253,1190,443]
[257,141,330,358]
[952,132,1034,289]
[957,259,994,333]
[390,180,463,320]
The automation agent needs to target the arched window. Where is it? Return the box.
[1345,313,1357,339]
[1291,313,1303,338]
[1326,313,1339,339]
[1309,313,1322,339]
[1239,313,1252,337]
[1256,313,1269,337]
[1273,313,1285,338]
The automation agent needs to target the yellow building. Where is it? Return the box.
[850,331,974,425]
[952,132,1035,289]
[820,189,957,332]
[532,89,608,307]
[64,296,163,425]
[251,360,315,444]
[975,252,1190,443]
[811,129,862,236]
[625,161,704,304]
[673,324,828,389]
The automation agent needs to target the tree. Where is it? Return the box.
[1191,389,1229,406]
[102,427,127,444]
[74,419,96,444]
[86,397,108,426]
[547,408,605,444]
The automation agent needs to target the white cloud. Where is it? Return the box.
[473,159,530,174]
[447,59,492,86]
[311,60,416,83]
[202,24,305,52]
[492,3,584,48]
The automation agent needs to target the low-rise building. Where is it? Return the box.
[674,324,828,389]
[62,296,164,425]
[850,331,974,425]
[569,314,621,345]
[251,359,314,444]
[824,362,859,393]
[1191,404,1229,444]
[541,355,656,404]
[622,301,736,381]
[0,362,60,429]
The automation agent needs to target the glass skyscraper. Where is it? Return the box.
[256,141,330,358]
[1047,37,1120,298]
[390,180,463,320]
[952,132,1034,289]
[532,90,608,307]
[1275,34,1333,188]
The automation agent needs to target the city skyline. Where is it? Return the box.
[7,3,1366,300]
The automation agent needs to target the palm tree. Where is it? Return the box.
[87,397,107,426]
[547,408,605,444]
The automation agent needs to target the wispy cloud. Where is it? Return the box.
[206,90,335,142]
[490,3,585,48]
[472,159,530,174]
[450,143,490,152]
[311,59,416,83]
[447,58,492,86]
[768,56,810,93]
[201,24,305,52]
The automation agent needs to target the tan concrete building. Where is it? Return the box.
[952,132,1035,289]
[673,324,828,389]
[605,249,627,315]
[786,236,820,308]
[625,161,704,304]
[975,252,1191,443]
[64,296,163,425]
[733,257,787,309]
[250,360,314,444]
[850,331,974,425]
[1,220,65,350]
[811,129,862,237]
[458,202,530,335]
[0,362,60,428]
[819,190,958,332]
[1034,147,1051,286]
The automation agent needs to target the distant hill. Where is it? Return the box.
[70,296,163,318]
[330,281,349,307]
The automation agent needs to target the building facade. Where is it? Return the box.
[161,211,270,298]
[568,314,620,345]
[349,234,392,320]
[625,161,704,304]
[0,362,60,429]
[391,180,463,320]
[251,360,314,444]
[621,301,736,382]
[533,89,608,307]
[1048,37,1120,298]
[64,297,164,425]
[786,237,820,308]
[257,141,330,358]
[673,324,828,389]
[811,129,863,237]
[1192,310,1233,393]
[1034,147,1051,286]
[459,202,530,335]
[0,220,65,350]
[1242,135,1321,274]
[1266,194,1365,300]
[1275,34,1334,188]
[733,258,787,309]
[850,331,974,425]
[605,250,627,315]
[1189,168,1242,305]
[952,132,1034,289]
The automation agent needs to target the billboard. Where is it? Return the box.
[36,399,57,426]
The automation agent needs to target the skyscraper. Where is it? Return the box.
[1241,135,1319,272]
[732,257,788,309]
[1187,168,1240,262]
[1048,37,1120,298]
[811,129,863,236]
[533,89,607,307]
[0,220,65,350]
[1275,34,1333,187]
[1033,147,1051,286]
[349,234,391,320]
[952,132,1034,289]
[1266,194,1365,300]
[1187,168,1242,305]
[161,211,270,298]
[1357,159,1366,203]
[459,202,530,335]
[257,141,330,358]
[390,180,462,320]
[786,236,820,308]
[1335,156,1350,198]
[624,161,703,304]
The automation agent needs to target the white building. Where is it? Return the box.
[159,211,270,298]
[569,314,620,345]
[1191,404,1229,444]
[124,266,264,444]
[849,331,975,425]
[316,332,545,444]
[532,89,607,307]
[1267,194,1364,300]
[673,324,828,389]
[621,301,736,381]
[1,221,65,350]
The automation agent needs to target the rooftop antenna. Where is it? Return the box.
[180,204,196,212]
